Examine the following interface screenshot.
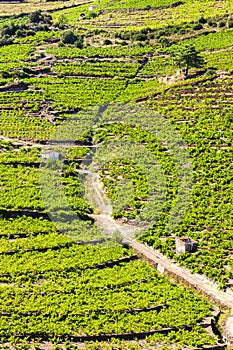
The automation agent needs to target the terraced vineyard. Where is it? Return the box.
[0,0,232,349]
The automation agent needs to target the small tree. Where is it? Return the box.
[29,10,42,23]
[61,30,77,45]
[54,14,68,29]
[173,44,205,78]
[75,35,84,48]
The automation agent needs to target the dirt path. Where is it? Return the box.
[86,170,233,344]
[0,135,45,148]
[201,46,233,54]
[35,45,55,65]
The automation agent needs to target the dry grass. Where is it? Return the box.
[0,0,92,17]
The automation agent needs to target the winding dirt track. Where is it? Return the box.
[87,171,233,344]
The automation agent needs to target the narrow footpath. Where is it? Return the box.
[87,171,233,345]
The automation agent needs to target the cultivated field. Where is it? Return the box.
[0,0,232,349]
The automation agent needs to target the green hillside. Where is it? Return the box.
[0,0,232,349]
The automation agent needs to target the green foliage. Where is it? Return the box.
[205,67,217,77]
[47,45,154,58]
[134,33,147,41]
[198,16,207,24]
[165,29,233,53]
[144,77,233,283]
[53,60,140,78]
[29,10,52,25]
[0,35,12,47]
[218,20,226,27]
[207,19,217,27]
[29,11,42,24]
[103,38,112,45]
[0,253,213,345]
[0,1,231,348]
[74,35,84,49]
[54,14,68,29]
[60,30,77,45]
[193,23,203,30]
[158,36,172,48]
[172,44,205,76]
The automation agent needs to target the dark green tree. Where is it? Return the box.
[54,14,68,29]
[173,44,205,78]
[61,30,77,45]
[29,10,42,23]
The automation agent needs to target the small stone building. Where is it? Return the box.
[41,150,62,162]
[88,5,98,11]
[175,237,198,254]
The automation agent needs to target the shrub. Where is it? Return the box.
[135,33,147,41]
[156,30,166,39]
[205,67,217,77]
[198,16,207,24]
[0,35,13,46]
[29,10,52,25]
[145,26,152,33]
[201,30,215,35]
[218,21,226,27]
[1,24,22,37]
[15,29,25,38]
[156,30,167,39]
[140,27,151,35]
[1,71,10,79]
[103,39,112,45]
[75,39,83,49]
[94,29,102,35]
[29,11,42,23]
[179,29,187,34]
[207,20,217,27]
[37,25,49,32]
[61,30,77,44]
[158,36,171,47]
[43,14,52,24]
[88,12,97,19]
[228,20,233,28]
[119,32,130,40]
[54,14,68,29]
[193,23,203,30]
[26,30,36,36]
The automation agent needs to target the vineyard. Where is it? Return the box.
[0,0,232,349]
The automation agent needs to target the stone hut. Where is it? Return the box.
[88,5,98,11]
[41,150,62,162]
[175,237,198,254]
